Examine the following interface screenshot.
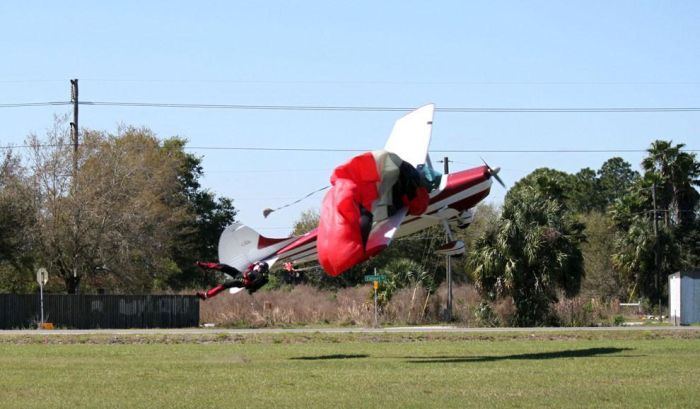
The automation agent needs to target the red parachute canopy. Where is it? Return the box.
[317,152,379,276]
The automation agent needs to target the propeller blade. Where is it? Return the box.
[480,157,506,188]
[492,171,506,189]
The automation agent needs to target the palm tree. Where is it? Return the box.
[612,217,678,304]
[642,140,700,227]
[610,140,699,305]
[470,185,585,326]
[379,258,435,323]
[379,258,429,302]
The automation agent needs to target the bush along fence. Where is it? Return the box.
[0,294,199,329]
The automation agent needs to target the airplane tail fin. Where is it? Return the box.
[383,103,434,167]
[218,223,295,272]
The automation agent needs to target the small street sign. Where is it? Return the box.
[36,268,48,286]
[36,267,49,328]
[364,274,386,282]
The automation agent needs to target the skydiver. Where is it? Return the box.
[392,161,430,216]
[195,261,269,300]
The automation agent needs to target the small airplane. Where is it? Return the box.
[210,104,503,293]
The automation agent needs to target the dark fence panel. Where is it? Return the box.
[0,294,199,329]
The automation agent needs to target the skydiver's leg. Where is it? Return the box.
[197,284,225,300]
[196,261,243,277]
[197,277,246,299]
[195,262,245,300]
[222,278,246,289]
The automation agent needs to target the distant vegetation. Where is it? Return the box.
[1,118,698,328]
[0,117,236,294]
[284,139,699,326]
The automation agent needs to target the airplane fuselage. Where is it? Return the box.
[273,164,493,267]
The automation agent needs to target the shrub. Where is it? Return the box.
[612,315,625,326]
[473,302,500,327]
[552,296,621,326]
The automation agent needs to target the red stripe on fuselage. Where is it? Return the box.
[447,188,490,212]
[430,165,490,203]
[275,228,318,255]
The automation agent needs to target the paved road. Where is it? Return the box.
[2,325,699,336]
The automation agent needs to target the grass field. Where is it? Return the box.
[1,330,699,408]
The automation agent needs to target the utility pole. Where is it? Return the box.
[69,79,80,294]
[70,79,79,175]
[443,156,452,321]
[651,183,661,318]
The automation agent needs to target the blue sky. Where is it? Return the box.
[1,1,699,236]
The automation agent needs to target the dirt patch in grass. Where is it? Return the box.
[1,329,699,345]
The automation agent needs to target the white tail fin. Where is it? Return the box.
[218,223,295,271]
[384,104,434,167]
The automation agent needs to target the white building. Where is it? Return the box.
[669,271,700,325]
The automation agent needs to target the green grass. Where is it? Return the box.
[1,331,699,408]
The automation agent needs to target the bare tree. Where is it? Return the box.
[28,119,192,293]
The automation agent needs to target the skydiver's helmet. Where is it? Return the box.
[252,261,269,275]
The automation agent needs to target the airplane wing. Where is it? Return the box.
[384,104,434,167]
[365,207,408,256]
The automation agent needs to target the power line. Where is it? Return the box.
[70,78,700,86]
[187,146,362,152]
[0,143,71,150]
[187,146,700,153]
[2,100,700,113]
[0,101,71,108]
[3,78,700,86]
[2,143,698,153]
[0,80,67,83]
[437,149,700,153]
[79,101,700,113]
[208,168,330,173]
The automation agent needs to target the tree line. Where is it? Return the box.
[0,118,236,294]
[2,119,698,328]
[288,140,699,326]
[469,140,699,325]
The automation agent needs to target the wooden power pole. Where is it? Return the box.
[69,79,80,293]
[443,156,453,321]
[651,183,662,317]
[70,79,79,175]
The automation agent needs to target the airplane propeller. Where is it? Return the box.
[481,158,506,188]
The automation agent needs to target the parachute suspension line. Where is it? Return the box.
[418,227,436,274]
[423,226,445,284]
[262,185,330,218]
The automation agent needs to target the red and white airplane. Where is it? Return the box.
[217,104,503,279]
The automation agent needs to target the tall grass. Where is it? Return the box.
[552,297,626,327]
[199,283,624,327]
[200,285,374,327]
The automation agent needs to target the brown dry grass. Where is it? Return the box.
[199,283,626,327]
[201,283,491,327]
[552,296,625,326]
[200,285,374,327]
